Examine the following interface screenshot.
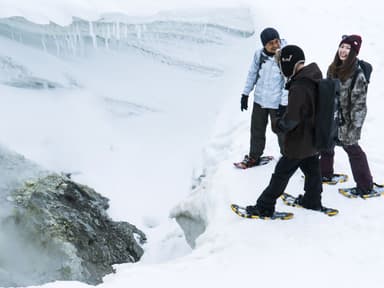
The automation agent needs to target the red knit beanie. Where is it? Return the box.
[339,35,362,54]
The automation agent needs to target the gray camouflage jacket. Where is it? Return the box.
[337,70,368,145]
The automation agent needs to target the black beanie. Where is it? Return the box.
[279,45,305,78]
[260,27,280,46]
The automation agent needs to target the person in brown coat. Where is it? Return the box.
[246,45,325,217]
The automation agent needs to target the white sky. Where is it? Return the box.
[1,0,384,288]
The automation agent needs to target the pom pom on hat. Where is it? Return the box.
[339,34,362,54]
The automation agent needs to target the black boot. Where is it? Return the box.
[246,205,274,217]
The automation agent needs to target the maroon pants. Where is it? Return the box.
[320,144,373,192]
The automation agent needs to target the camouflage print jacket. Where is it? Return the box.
[337,70,368,145]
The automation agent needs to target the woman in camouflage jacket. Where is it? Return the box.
[320,35,376,196]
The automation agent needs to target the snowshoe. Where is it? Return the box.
[322,173,348,185]
[233,155,274,169]
[280,193,338,216]
[230,204,293,220]
[339,183,384,199]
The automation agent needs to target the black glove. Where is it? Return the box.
[241,94,249,111]
[276,104,287,117]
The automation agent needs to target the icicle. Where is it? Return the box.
[68,23,76,56]
[67,33,76,57]
[115,21,120,40]
[89,21,97,48]
[53,34,60,56]
[41,35,47,53]
[123,23,128,39]
[135,24,142,40]
[105,24,110,49]
[75,22,84,56]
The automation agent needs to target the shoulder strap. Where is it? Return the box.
[349,68,362,94]
[255,52,269,84]
[346,65,365,124]
[348,62,366,112]
[349,59,371,91]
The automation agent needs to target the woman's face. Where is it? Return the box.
[338,43,351,61]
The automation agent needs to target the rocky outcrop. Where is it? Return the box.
[0,147,146,287]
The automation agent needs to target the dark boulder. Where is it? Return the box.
[0,147,146,286]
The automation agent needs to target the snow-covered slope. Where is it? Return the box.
[1,1,384,287]
[0,8,256,285]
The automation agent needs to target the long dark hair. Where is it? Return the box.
[327,48,358,82]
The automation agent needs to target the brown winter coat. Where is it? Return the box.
[274,63,323,159]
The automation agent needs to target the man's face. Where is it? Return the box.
[265,39,281,54]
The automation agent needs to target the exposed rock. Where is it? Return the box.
[0,146,146,286]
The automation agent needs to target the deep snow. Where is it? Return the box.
[0,0,383,287]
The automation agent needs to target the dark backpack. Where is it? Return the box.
[314,78,341,151]
[311,60,371,151]
[347,59,372,121]
[353,59,372,85]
